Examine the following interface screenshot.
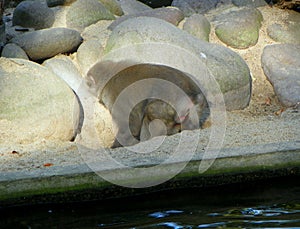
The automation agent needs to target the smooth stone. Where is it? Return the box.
[117,0,152,15]
[12,1,55,29]
[1,43,29,59]
[183,14,211,42]
[43,55,84,92]
[261,44,300,107]
[108,7,184,30]
[267,11,300,44]
[76,39,104,76]
[172,0,232,16]
[81,20,113,45]
[232,0,268,7]
[10,28,82,60]
[66,0,115,32]
[102,17,252,111]
[214,7,263,49]
[0,58,80,144]
[98,0,124,16]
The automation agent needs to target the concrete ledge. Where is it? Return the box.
[0,140,299,207]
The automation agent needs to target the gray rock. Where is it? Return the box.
[12,1,55,29]
[66,0,115,32]
[0,57,80,144]
[1,43,29,59]
[10,28,82,60]
[98,0,124,16]
[108,7,184,30]
[171,0,231,16]
[81,20,113,45]
[183,14,211,42]
[214,7,263,49]
[261,44,300,107]
[76,39,104,76]
[100,17,251,111]
[118,0,152,15]
[43,55,84,92]
[232,0,267,7]
[267,11,300,44]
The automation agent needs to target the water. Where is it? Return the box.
[0,176,300,229]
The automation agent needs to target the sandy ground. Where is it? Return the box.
[0,5,299,174]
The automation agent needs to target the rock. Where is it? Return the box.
[267,11,300,44]
[108,7,184,30]
[1,43,29,59]
[100,17,251,111]
[171,0,231,16]
[12,1,55,30]
[232,0,267,7]
[66,0,115,32]
[43,55,84,91]
[81,20,113,45]
[98,0,124,16]
[117,0,152,15]
[5,25,35,41]
[261,44,300,107]
[46,0,66,7]
[10,28,82,60]
[76,39,104,76]
[214,7,263,49]
[0,58,80,144]
[183,14,211,42]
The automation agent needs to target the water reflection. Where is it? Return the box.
[1,177,300,229]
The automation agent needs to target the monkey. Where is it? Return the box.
[140,93,207,141]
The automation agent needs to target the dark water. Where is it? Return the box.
[1,176,300,229]
[137,0,172,8]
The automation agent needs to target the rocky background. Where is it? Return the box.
[0,0,299,149]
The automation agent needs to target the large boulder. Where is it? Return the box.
[12,1,55,29]
[214,7,263,49]
[183,14,211,42]
[92,17,251,111]
[267,11,300,44]
[10,28,82,60]
[108,7,184,30]
[0,58,80,144]
[66,0,115,32]
[76,39,104,76]
[172,0,231,16]
[261,44,300,107]
[98,0,124,16]
[117,0,152,15]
